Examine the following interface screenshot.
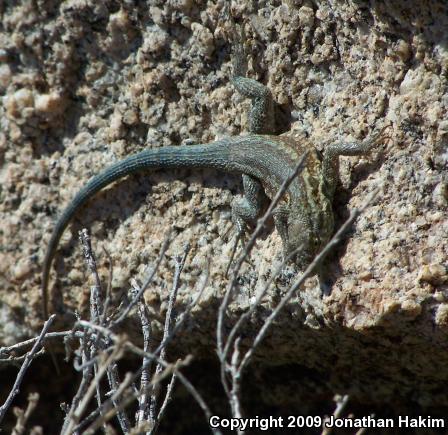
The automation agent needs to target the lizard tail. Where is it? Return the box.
[42,142,232,318]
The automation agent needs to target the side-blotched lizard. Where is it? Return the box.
[42,45,387,317]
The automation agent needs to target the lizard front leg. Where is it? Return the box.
[322,126,390,196]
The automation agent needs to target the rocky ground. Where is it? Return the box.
[0,0,447,433]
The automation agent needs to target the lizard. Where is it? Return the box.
[41,44,388,319]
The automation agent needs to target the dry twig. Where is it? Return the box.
[217,184,379,429]
[217,155,307,402]
[111,231,173,327]
[0,314,56,425]
[238,189,379,373]
[11,392,40,435]
[149,244,190,430]
[322,394,350,435]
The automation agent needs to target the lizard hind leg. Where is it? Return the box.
[231,31,275,135]
[226,174,265,275]
[232,76,275,135]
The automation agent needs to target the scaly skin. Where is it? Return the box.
[42,45,386,317]
[41,135,325,316]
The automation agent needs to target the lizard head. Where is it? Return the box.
[286,201,334,271]
[286,219,319,270]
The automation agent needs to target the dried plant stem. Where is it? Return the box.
[222,245,302,361]
[126,343,222,435]
[79,229,107,430]
[217,154,307,361]
[238,189,379,373]
[132,280,154,425]
[0,314,55,425]
[111,231,173,327]
[217,185,379,429]
[11,392,39,435]
[0,331,86,360]
[217,155,307,402]
[81,372,134,434]
[62,343,124,435]
[80,229,131,433]
[149,245,190,432]
[322,395,350,435]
